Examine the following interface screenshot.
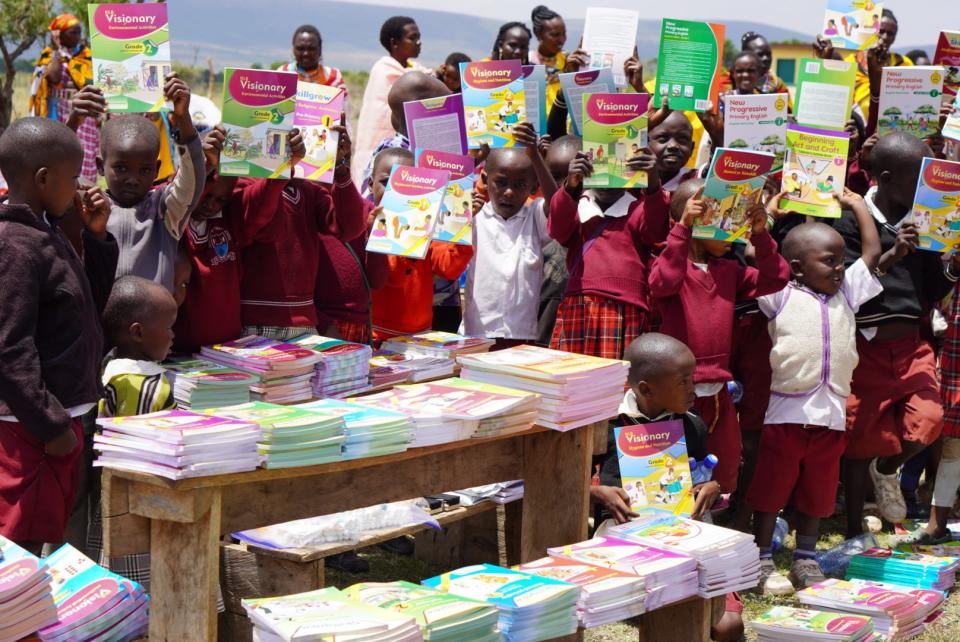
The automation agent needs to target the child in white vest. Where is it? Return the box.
[749,188,883,595]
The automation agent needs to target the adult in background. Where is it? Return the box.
[529,5,588,111]
[277,25,351,123]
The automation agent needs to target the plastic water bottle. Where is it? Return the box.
[727,380,744,403]
[771,517,790,553]
[816,533,879,577]
[689,454,719,485]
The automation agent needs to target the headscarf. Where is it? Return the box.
[49,13,81,32]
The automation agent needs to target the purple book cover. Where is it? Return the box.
[404,93,467,155]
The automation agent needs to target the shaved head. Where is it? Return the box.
[0,117,82,182]
[871,132,929,176]
[388,72,450,134]
[782,222,843,263]
[486,147,532,175]
[624,333,695,385]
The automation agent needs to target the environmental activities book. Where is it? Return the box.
[697,148,775,242]
[292,81,344,183]
[219,68,298,179]
[559,68,616,136]
[522,64,547,135]
[582,7,641,87]
[722,93,788,172]
[653,19,725,112]
[779,125,850,218]
[934,30,960,101]
[794,58,857,131]
[582,92,650,189]
[404,93,467,156]
[460,59,526,148]
[878,66,945,138]
[614,419,693,516]
[821,0,883,51]
[366,164,449,259]
[416,149,474,246]
[908,157,960,252]
[88,3,170,113]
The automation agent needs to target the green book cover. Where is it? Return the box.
[653,19,725,112]
[794,58,857,131]
[345,581,499,636]
[582,93,650,189]
[779,124,849,218]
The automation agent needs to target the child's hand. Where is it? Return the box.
[892,222,920,258]
[649,97,672,131]
[836,186,864,210]
[812,34,835,60]
[163,72,191,119]
[566,151,593,190]
[367,205,383,229]
[287,128,306,168]
[860,132,880,169]
[680,185,706,227]
[696,102,723,143]
[472,190,488,215]
[564,48,590,72]
[66,86,106,131]
[512,121,539,150]
[765,190,792,220]
[590,485,639,525]
[538,134,552,158]
[469,142,491,166]
[45,427,78,457]
[625,149,660,189]
[691,480,720,520]
[940,101,955,130]
[78,186,111,240]
[202,125,226,175]
[845,119,861,157]
[748,198,768,235]
[624,55,644,93]
[332,114,351,177]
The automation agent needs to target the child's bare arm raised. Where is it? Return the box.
[513,121,557,215]
[161,73,206,239]
[838,188,881,271]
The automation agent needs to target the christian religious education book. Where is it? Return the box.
[653,18,725,112]
[404,93,468,156]
[366,164,449,260]
[582,7,641,87]
[292,81,344,183]
[697,148,775,243]
[878,66,945,138]
[794,58,857,131]
[522,64,547,135]
[614,419,694,516]
[935,31,960,101]
[778,125,850,218]
[89,2,171,113]
[460,59,526,149]
[416,149,475,246]
[908,158,960,253]
[821,0,883,51]
[582,92,650,189]
[219,68,298,179]
[722,93,788,172]
[559,68,616,136]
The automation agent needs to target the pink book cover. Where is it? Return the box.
[547,536,696,578]
[0,535,48,601]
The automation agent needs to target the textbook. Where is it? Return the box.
[404,93,468,156]
[751,606,877,642]
[794,58,857,131]
[944,94,960,142]
[522,65,548,136]
[778,125,850,218]
[0,535,56,642]
[934,31,960,102]
[907,158,960,253]
[289,334,372,398]
[88,2,170,113]
[416,149,475,246]
[460,59,526,149]
[582,92,650,189]
[292,81,344,183]
[878,66,945,138]
[201,335,321,402]
[821,0,883,51]
[614,419,694,516]
[846,547,959,591]
[366,164,449,259]
[370,350,455,383]
[697,147,775,242]
[219,67,298,179]
[163,357,256,410]
[582,7,640,87]
[559,67,616,136]
[722,93,788,172]
[653,19,725,112]
[381,331,494,358]
[296,399,412,460]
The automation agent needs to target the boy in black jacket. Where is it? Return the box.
[0,118,117,551]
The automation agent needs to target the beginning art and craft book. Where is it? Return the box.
[582,92,650,189]
[878,66,945,138]
[292,81,344,183]
[794,58,857,132]
[559,68,616,136]
[614,419,694,516]
[779,125,850,218]
[653,19,725,112]
[908,158,960,252]
[416,149,475,246]
[697,148,775,243]
[366,164,449,259]
[404,93,467,156]
[722,93,788,172]
[822,0,883,51]
[460,59,526,149]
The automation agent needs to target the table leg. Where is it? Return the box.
[637,595,724,642]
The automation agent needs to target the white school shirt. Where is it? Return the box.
[759,259,883,430]
[461,199,551,339]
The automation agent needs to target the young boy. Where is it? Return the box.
[837,133,957,535]
[462,122,557,343]
[649,180,790,494]
[0,117,117,549]
[749,189,883,594]
[437,52,470,92]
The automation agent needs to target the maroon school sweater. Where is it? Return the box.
[315,221,389,329]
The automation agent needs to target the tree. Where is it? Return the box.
[729,138,749,148]
[0,0,55,127]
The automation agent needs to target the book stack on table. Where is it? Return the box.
[201,335,320,403]
[381,331,495,360]
[290,334,372,398]
[846,548,960,591]
[370,351,454,384]
[0,536,56,642]
[296,399,413,460]
[163,357,256,410]
[751,606,880,642]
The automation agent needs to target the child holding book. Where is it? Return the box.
[0,118,117,549]
[749,189,883,595]
[437,52,470,93]
[649,180,790,494]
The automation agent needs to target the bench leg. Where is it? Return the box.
[637,596,724,642]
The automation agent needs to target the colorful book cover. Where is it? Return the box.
[351,377,535,420]
[559,68,616,136]
[653,19,725,112]
[752,606,874,636]
[345,581,497,632]
[822,0,883,51]
[878,66,945,138]
[798,578,923,612]
[366,164,449,259]
[458,344,628,380]
[0,534,47,601]
[289,334,370,359]
[219,68,298,179]
[548,536,695,577]
[794,58,857,131]
[97,409,257,435]
[422,564,578,609]
[292,81,344,183]
[582,93,650,189]
[521,65,548,135]
[204,335,318,368]
[778,125,850,218]
[908,158,960,252]
[88,3,170,113]
[416,149,475,245]
[206,401,344,432]
[516,556,644,595]
[722,93,788,171]
[935,31,960,101]
[384,330,494,352]
[460,60,526,149]
[945,94,960,142]
[697,148,775,242]
[614,420,694,516]
[163,358,259,386]
[404,93,467,156]
[582,7,640,87]
[610,514,752,555]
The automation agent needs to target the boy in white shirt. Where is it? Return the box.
[462,122,557,344]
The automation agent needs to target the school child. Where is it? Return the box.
[836,133,957,536]
[750,189,883,594]
[722,51,762,103]
[371,148,473,340]
[649,180,790,494]
[0,117,117,549]
[461,123,556,344]
[437,52,470,93]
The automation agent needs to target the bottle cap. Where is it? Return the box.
[702,454,718,469]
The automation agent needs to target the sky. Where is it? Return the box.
[348,0,959,49]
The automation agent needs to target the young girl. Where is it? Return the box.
[490,22,532,64]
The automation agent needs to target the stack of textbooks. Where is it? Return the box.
[0,536,56,642]
[610,515,760,597]
[297,399,412,459]
[290,334,373,398]
[423,564,579,642]
[798,578,944,641]
[751,606,879,642]
[94,409,261,479]
[515,556,646,628]
[164,357,257,410]
[458,345,629,430]
[368,357,414,390]
[201,335,321,403]
[206,401,346,469]
[38,544,148,642]
[846,548,960,591]
[350,378,539,447]
[345,581,500,642]
[547,536,698,610]
[381,331,495,359]
[243,587,422,641]
[370,350,455,383]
